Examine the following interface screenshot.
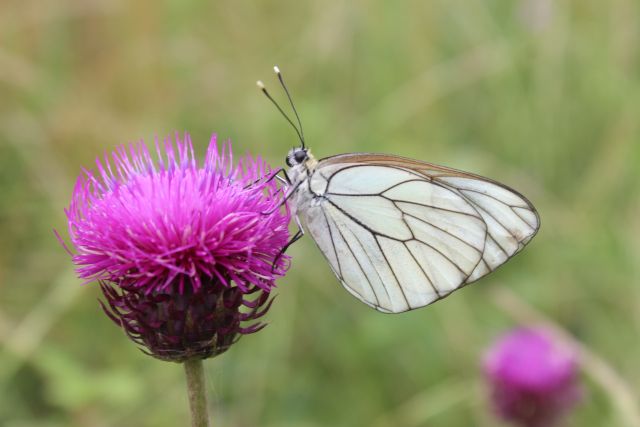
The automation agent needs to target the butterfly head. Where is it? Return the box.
[286,147,309,167]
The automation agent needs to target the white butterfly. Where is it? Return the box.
[259,67,540,313]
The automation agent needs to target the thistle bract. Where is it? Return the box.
[483,328,581,427]
[62,133,290,361]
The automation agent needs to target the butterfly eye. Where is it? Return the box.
[294,150,307,163]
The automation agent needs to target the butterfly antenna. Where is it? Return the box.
[273,66,305,149]
[256,80,305,148]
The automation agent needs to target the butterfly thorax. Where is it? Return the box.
[304,151,318,170]
[286,148,321,216]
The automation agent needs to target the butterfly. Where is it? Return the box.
[258,66,540,313]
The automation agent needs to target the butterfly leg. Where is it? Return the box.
[261,180,301,216]
[244,168,290,189]
[272,214,304,272]
[274,174,289,185]
[269,168,291,185]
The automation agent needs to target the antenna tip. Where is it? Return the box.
[273,65,281,74]
[256,80,265,89]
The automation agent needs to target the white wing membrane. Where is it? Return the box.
[326,165,416,195]
[329,195,412,240]
[297,155,540,313]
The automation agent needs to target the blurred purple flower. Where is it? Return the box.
[59,133,291,361]
[483,328,581,427]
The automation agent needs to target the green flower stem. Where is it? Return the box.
[184,359,211,427]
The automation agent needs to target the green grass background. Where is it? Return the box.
[1,0,639,426]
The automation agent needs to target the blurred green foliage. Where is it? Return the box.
[1,0,639,426]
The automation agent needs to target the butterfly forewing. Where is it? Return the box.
[297,153,540,313]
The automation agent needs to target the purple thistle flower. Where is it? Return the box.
[60,133,291,361]
[483,328,581,427]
